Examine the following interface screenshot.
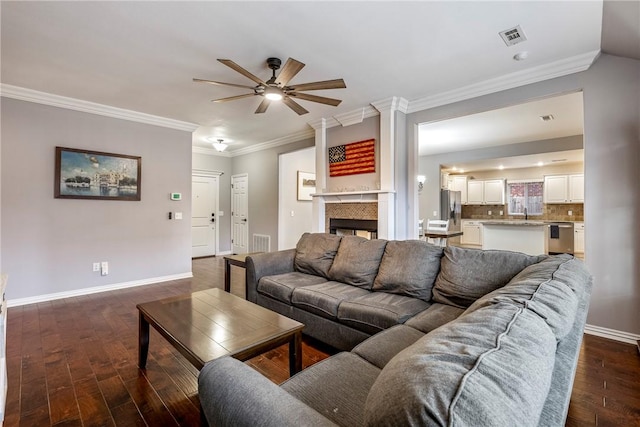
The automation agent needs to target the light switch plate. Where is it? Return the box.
[175,212,183,220]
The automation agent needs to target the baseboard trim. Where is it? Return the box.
[584,324,640,345]
[7,272,193,308]
[216,250,233,256]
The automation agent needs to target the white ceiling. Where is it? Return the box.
[419,91,584,156]
[1,1,610,154]
[441,149,584,174]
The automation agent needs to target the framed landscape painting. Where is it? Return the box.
[297,171,316,201]
[55,147,142,201]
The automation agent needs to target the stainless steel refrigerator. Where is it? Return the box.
[440,189,462,232]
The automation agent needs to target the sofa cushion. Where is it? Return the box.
[257,272,328,304]
[364,302,557,426]
[466,254,585,339]
[372,240,443,301]
[294,233,342,279]
[404,302,465,334]
[352,325,424,370]
[282,352,381,427]
[328,236,387,289]
[337,292,431,335]
[291,281,371,320]
[431,246,546,308]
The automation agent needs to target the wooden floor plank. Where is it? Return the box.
[4,256,639,426]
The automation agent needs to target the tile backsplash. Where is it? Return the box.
[462,203,584,221]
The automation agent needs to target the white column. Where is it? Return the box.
[371,97,406,240]
[309,118,327,233]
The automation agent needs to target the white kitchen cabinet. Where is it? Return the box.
[466,181,484,205]
[574,222,585,254]
[448,175,468,204]
[544,174,584,203]
[465,179,504,205]
[484,179,506,204]
[461,220,482,246]
[568,174,584,203]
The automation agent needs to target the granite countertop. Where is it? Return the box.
[481,220,546,226]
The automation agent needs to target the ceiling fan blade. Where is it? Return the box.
[218,59,266,85]
[193,78,256,90]
[212,93,257,103]
[286,78,346,92]
[275,58,305,86]
[288,92,342,107]
[255,98,271,114]
[282,97,309,115]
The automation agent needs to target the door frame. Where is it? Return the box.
[192,170,222,257]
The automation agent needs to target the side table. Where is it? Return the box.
[223,252,263,294]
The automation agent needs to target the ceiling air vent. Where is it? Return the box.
[539,114,555,122]
[499,25,527,46]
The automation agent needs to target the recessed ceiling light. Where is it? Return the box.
[513,51,529,61]
[498,165,504,170]
[537,161,544,167]
[452,166,457,171]
[539,114,555,122]
[459,169,464,173]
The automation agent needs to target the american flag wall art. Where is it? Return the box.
[328,139,376,177]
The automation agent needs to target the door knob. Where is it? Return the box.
[242,218,247,222]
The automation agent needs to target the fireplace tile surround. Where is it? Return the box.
[324,202,378,233]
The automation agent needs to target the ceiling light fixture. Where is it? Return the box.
[211,139,228,152]
[537,161,544,167]
[498,165,505,170]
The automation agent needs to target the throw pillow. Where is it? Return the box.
[431,246,546,308]
[328,236,388,289]
[294,233,342,278]
[372,240,443,301]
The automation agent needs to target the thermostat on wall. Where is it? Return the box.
[170,193,182,201]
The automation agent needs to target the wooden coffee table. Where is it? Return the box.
[137,288,304,374]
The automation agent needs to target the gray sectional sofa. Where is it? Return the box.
[199,233,592,426]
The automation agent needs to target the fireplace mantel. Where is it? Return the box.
[312,190,394,204]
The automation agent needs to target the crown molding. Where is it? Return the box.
[333,108,365,127]
[407,50,600,114]
[371,96,410,114]
[192,146,232,157]
[228,128,315,157]
[0,84,199,132]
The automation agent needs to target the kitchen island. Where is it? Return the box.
[482,221,547,255]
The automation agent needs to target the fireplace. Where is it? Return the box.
[329,218,378,240]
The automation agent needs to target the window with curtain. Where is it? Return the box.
[507,180,543,215]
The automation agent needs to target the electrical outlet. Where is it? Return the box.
[101,261,109,276]
[93,262,100,272]
[499,210,504,216]
[568,210,573,216]
[488,210,492,215]
[175,212,183,220]
[433,211,438,217]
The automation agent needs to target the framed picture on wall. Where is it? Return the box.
[297,171,316,201]
[54,146,142,201]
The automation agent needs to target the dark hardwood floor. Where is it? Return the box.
[4,257,639,426]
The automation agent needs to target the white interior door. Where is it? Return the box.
[192,175,218,257]
[231,174,249,254]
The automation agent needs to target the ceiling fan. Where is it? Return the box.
[194,57,346,115]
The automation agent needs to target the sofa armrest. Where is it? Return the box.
[246,249,296,303]
[199,357,335,427]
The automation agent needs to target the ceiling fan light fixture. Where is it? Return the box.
[211,139,228,152]
[264,87,283,101]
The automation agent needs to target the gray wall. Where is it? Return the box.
[1,98,193,302]
[192,152,232,253]
[232,138,314,251]
[410,53,640,335]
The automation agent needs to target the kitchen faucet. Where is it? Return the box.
[524,207,528,220]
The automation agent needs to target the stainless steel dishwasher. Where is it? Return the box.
[547,222,574,255]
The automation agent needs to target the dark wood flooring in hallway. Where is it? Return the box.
[4,256,639,426]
